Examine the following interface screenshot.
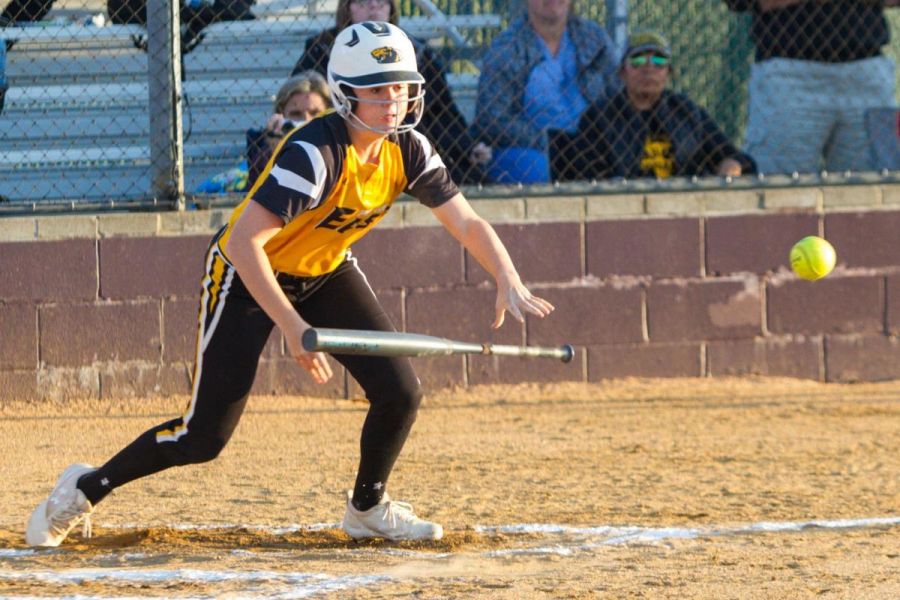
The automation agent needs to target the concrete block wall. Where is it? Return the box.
[2,184,900,401]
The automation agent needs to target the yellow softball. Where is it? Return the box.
[790,236,836,281]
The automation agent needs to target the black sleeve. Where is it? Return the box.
[549,129,579,182]
[402,131,459,208]
[736,150,758,175]
[251,139,331,223]
[723,0,753,11]
[569,103,611,180]
[689,98,757,175]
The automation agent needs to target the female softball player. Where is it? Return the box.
[26,21,553,546]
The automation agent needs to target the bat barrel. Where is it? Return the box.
[302,328,483,357]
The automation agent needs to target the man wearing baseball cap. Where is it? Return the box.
[557,30,755,181]
[621,30,672,65]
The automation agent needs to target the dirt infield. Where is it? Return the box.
[2,378,900,598]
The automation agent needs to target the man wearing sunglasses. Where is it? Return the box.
[556,30,756,181]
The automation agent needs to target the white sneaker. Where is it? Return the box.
[25,463,96,547]
[343,493,443,541]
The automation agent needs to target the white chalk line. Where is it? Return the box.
[0,571,391,600]
[477,515,900,557]
[0,572,390,599]
[2,515,899,598]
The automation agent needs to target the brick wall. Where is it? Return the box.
[2,184,900,401]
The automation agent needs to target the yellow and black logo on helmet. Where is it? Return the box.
[371,46,402,63]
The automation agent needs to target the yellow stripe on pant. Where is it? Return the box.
[157,246,234,443]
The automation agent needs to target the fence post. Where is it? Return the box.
[147,0,185,209]
[605,0,628,58]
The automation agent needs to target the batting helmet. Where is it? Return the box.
[327,21,426,134]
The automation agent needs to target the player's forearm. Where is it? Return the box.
[459,218,522,289]
[227,239,308,335]
[432,195,522,288]
[444,210,554,330]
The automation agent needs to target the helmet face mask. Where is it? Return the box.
[338,83,425,135]
[327,22,426,135]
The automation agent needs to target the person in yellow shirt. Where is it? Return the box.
[26,21,554,546]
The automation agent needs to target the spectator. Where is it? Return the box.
[107,0,256,54]
[195,72,332,195]
[246,72,332,187]
[473,0,619,184]
[558,30,755,181]
[290,0,491,184]
[725,0,898,174]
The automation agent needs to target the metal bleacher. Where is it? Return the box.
[1,12,500,205]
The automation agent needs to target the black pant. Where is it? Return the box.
[2,0,54,22]
[79,236,421,509]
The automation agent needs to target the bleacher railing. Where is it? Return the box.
[2,0,900,212]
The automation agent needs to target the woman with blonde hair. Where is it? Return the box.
[196,71,333,195]
[290,0,491,184]
[246,70,333,186]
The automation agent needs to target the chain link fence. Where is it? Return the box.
[2,0,900,209]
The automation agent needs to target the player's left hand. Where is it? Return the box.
[493,280,554,329]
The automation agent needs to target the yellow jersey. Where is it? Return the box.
[218,111,458,277]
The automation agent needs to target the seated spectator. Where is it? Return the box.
[246,71,332,187]
[474,0,619,184]
[290,0,491,185]
[558,31,755,181]
[195,72,331,195]
[107,0,256,54]
[725,0,898,175]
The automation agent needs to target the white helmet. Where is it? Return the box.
[327,21,426,135]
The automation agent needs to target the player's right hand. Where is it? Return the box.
[285,326,333,384]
